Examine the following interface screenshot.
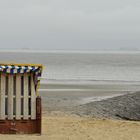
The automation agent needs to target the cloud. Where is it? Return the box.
[0,0,140,49]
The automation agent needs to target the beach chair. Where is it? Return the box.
[0,63,43,134]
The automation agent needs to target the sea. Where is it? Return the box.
[0,50,140,82]
[1,50,140,105]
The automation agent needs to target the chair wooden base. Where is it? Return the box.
[0,97,41,134]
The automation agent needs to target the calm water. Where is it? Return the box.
[0,50,140,83]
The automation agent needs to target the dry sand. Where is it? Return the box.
[0,112,140,140]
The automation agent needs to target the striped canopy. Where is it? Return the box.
[0,64,42,76]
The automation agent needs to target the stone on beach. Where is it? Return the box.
[74,92,140,121]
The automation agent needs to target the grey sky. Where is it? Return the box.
[0,0,140,50]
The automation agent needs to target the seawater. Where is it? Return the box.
[0,50,140,84]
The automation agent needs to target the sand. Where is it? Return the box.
[1,83,140,139]
[40,81,140,112]
[0,113,140,140]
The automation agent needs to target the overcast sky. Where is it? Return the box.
[0,0,140,50]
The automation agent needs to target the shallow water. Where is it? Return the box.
[1,50,140,82]
[1,50,140,105]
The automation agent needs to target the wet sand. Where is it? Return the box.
[39,81,140,112]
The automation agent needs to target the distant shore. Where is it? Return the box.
[1,49,140,54]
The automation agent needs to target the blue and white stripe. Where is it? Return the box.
[0,65,41,75]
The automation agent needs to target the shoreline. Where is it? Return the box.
[39,81,140,113]
[73,92,140,121]
[39,80,140,121]
[41,91,140,122]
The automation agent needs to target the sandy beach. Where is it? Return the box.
[39,81,140,112]
[9,83,137,139]
[0,0,140,137]
[0,52,140,139]
[1,83,140,139]
[0,113,140,140]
